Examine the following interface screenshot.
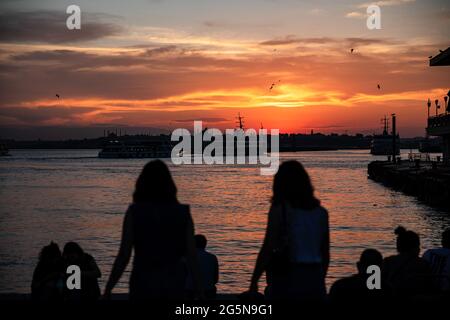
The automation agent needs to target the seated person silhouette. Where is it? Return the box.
[329,248,386,302]
[422,228,450,293]
[382,226,433,299]
[186,235,219,299]
[31,241,64,301]
[62,242,101,301]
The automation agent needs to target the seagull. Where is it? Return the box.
[56,94,60,99]
[269,83,275,90]
[377,84,381,90]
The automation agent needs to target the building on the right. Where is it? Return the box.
[427,47,450,165]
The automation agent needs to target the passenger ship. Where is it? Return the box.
[370,116,400,156]
[98,135,172,159]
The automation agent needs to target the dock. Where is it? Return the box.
[368,159,450,210]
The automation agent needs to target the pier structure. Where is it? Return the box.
[367,47,450,210]
[428,47,450,165]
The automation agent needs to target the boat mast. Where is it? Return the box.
[236,113,244,130]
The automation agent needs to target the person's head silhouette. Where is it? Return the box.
[442,228,450,249]
[39,241,61,263]
[133,160,178,204]
[195,234,207,250]
[63,242,84,264]
[357,248,383,275]
[272,160,319,209]
[395,226,420,256]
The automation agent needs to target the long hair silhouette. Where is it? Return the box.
[272,160,320,209]
[133,160,178,204]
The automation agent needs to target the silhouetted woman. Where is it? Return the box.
[249,161,329,300]
[104,160,202,299]
[31,242,64,301]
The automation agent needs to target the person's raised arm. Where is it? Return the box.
[249,204,281,293]
[103,207,134,297]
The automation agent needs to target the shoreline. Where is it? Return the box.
[368,160,450,211]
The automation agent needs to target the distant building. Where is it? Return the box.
[427,47,450,164]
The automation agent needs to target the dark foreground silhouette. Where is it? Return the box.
[104,160,202,300]
[329,249,386,302]
[249,160,329,300]
[31,241,100,301]
[186,234,219,299]
[30,160,450,302]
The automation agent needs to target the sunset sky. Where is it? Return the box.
[0,0,449,139]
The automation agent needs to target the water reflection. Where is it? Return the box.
[0,149,449,293]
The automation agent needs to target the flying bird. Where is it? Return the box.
[269,80,281,91]
[55,94,60,98]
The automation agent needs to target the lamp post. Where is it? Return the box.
[391,113,397,164]
[427,98,431,118]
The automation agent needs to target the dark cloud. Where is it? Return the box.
[0,11,122,44]
[143,45,179,57]
[0,125,167,140]
[0,106,99,123]
[260,36,396,47]
[260,36,337,46]
[174,117,228,123]
[344,37,397,46]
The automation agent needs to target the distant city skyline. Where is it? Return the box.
[0,0,449,139]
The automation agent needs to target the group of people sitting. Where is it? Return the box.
[32,234,219,301]
[329,227,450,302]
[32,160,450,301]
[31,241,101,301]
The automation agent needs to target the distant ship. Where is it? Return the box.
[98,134,172,159]
[370,116,400,155]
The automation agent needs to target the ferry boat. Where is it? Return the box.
[98,135,172,159]
[370,116,400,155]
